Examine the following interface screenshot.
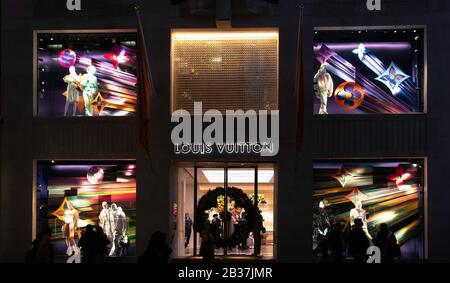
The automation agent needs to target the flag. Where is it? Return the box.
[295,4,304,152]
[135,6,153,157]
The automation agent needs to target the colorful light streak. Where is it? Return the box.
[314,41,421,113]
[42,163,137,254]
[313,161,424,256]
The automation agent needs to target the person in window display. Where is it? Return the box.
[350,200,372,241]
[63,201,80,256]
[313,64,334,114]
[62,66,81,116]
[80,65,98,116]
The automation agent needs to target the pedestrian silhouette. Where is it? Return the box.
[139,231,172,263]
[95,226,110,263]
[373,223,401,263]
[26,227,54,263]
[348,218,370,263]
[78,224,97,263]
[328,222,345,263]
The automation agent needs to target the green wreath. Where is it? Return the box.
[194,186,265,247]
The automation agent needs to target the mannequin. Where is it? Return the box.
[109,203,119,256]
[350,201,372,241]
[62,201,79,256]
[314,64,334,114]
[80,65,98,116]
[116,207,129,256]
[312,200,331,256]
[98,201,113,245]
[62,66,81,116]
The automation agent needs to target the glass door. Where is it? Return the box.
[193,164,274,257]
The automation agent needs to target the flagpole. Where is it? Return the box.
[295,3,304,154]
[294,3,304,173]
[135,4,155,172]
[135,5,156,99]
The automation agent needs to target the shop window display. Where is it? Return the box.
[36,32,137,116]
[312,160,425,261]
[313,28,424,114]
[36,161,136,258]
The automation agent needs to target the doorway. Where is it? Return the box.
[173,163,275,258]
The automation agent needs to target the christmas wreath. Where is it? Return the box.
[194,186,265,247]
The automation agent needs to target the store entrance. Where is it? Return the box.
[173,163,275,258]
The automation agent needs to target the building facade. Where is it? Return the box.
[1,0,449,262]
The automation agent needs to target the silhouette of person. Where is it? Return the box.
[373,223,401,263]
[254,211,266,255]
[27,227,54,263]
[210,214,222,247]
[78,224,97,263]
[200,215,215,263]
[328,222,345,263]
[348,218,370,263]
[95,226,110,263]
[139,231,172,263]
[185,213,193,248]
[238,211,249,250]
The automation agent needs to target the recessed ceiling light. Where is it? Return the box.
[202,169,274,183]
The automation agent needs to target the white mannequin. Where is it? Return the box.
[62,66,80,116]
[314,64,334,114]
[80,65,98,116]
[116,207,129,256]
[98,201,113,245]
[109,203,119,256]
[62,201,79,256]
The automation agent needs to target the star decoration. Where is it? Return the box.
[90,92,108,116]
[52,197,69,221]
[345,188,368,206]
[375,62,410,94]
[333,165,354,188]
[352,43,367,60]
[315,44,336,64]
[387,165,414,190]
[103,50,128,69]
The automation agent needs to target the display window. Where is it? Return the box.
[313,28,424,114]
[172,163,275,258]
[36,31,137,117]
[36,160,136,258]
[313,159,425,261]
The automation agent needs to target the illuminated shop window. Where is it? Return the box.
[36,32,137,117]
[172,163,275,258]
[313,159,425,261]
[36,161,136,257]
[171,30,279,113]
[313,28,425,114]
